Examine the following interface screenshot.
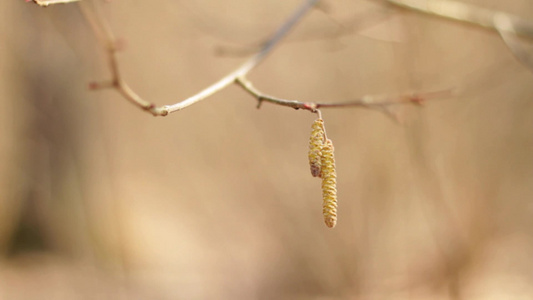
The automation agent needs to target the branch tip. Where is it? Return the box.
[143,103,156,111]
[303,102,318,111]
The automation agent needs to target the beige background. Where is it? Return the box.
[0,0,532,299]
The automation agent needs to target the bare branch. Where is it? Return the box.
[81,0,320,116]
[164,0,320,113]
[79,1,168,116]
[386,0,533,73]
[386,0,533,39]
[235,76,454,115]
[80,0,455,117]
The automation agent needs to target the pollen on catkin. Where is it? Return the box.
[321,138,337,228]
[308,118,325,177]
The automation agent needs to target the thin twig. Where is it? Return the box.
[385,0,533,39]
[235,76,454,114]
[81,0,319,116]
[164,0,320,113]
[82,0,454,117]
[79,1,168,116]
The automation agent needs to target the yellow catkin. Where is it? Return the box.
[308,119,325,177]
[321,139,337,228]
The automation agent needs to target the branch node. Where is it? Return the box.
[158,106,170,116]
[144,103,156,111]
[303,102,318,112]
[361,95,372,104]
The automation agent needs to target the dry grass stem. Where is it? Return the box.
[386,0,533,39]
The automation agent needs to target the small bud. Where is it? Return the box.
[321,139,337,228]
[308,119,325,177]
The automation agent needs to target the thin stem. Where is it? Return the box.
[235,76,454,116]
[81,0,319,116]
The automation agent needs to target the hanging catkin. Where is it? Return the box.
[308,119,325,177]
[321,138,337,228]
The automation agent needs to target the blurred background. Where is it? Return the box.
[0,0,532,299]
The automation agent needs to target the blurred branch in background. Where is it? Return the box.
[33,0,533,78]
[235,76,454,121]
[386,0,533,73]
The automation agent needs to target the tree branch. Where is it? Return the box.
[81,0,320,116]
[80,1,173,116]
[385,0,533,39]
[235,76,454,114]
[386,0,533,73]
[81,0,454,117]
